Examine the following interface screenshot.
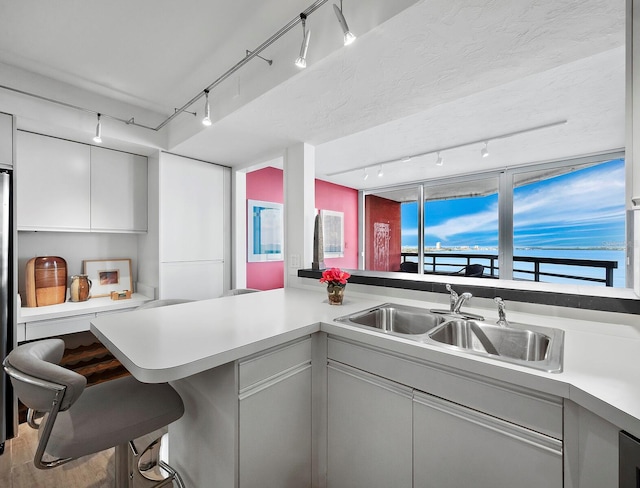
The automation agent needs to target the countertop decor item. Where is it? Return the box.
[25,256,67,307]
[319,267,351,305]
[69,274,92,302]
[312,214,325,270]
[83,259,132,298]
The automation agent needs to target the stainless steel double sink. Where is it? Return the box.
[334,303,564,373]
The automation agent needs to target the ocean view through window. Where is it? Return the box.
[386,156,626,288]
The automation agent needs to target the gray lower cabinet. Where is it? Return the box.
[238,338,313,488]
[413,391,563,488]
[327,361,413,488]
[326,336,564,488]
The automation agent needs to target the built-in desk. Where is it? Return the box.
[18,293,151,342]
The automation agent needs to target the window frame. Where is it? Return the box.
[359,150,628,292]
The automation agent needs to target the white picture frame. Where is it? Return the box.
[321,209,344,258]
[248,199,284,262]
[83,258,133,297]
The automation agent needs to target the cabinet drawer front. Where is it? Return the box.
[25,313,94,340]
[239,336,311,390]
[328,336,563,439]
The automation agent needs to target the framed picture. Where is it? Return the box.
[83,258,133,297]
[322,209,344,258]
[248,199,284,262]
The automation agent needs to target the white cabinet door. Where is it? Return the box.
[17,132,91,231]
[91,146,147,232]
[159,261,224,300]
[413,391,563,488]
[239,364,312,488]
[159,153,224,262]
[327,361,413,488]
[0,112,13,167]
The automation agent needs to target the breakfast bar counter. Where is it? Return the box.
[90,286,640,487]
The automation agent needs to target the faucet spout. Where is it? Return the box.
[453,292,472,314]
[445,284,458,312]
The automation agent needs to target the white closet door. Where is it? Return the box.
[159,261,224,300]
[160,153,224,262]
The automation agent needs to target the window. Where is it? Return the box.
[362,153,627,288]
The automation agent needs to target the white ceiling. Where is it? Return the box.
[0,0,626,190]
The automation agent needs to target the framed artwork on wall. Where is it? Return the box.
[322,209,344,258]
[83,258,133,297]
[248,199,284,262]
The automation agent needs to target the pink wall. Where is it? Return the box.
[315,179,358,270]
[246,168,359,290]
[246,167,284,290]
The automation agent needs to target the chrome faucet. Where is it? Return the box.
[445,284,458,312]
[495,297,508,327]
[446,284,472,314]
[453,292,472,314]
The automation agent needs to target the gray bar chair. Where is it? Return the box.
[3,339,186,488]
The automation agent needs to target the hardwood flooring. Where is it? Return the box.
[0,422,115,488]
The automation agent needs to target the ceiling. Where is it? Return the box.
[0,0,626,190]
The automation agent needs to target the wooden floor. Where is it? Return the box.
[0,422,115,488]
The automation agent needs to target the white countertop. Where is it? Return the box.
[90,287,640,437]
[20,293,152,323]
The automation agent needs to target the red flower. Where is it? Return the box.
[320,267,351,286]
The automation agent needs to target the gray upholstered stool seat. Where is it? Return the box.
[4,338,186,487]
[47,375,183,459]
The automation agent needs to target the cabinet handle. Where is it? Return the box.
[413,391,562,455]
[328,360,413,400]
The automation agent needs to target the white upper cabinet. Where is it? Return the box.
[0,112,13,168]
[91,146,147,232]
[16,132,147,233]
[159,153,224,262]
[17,131,91,231]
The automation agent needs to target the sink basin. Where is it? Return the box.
[335,304,564,373]
[428,319,564,372]
[335,303,445,335]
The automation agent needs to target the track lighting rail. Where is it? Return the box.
[325,120,569,177]
[0,0,330,134]
[156,0,329,131]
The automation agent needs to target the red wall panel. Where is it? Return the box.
[365,195,401,272]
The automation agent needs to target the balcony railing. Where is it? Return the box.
[400,252,618,287]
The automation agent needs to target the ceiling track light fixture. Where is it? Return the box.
[93,114,102,144]
[481,141,490,158]
[0,0,334,134]
[333,0,356,46]
[377,165,384,178]
[325,119,568,177]
[295,13,311,68]
[436,152,443,166]
[202,90,212,127]
[363,168,369,181]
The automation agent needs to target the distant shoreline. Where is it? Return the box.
[401,247,626,252]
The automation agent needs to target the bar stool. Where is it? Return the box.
[3,339,186,488]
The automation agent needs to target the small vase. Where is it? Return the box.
[327,284,345,305]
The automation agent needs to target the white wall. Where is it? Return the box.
[17,231,139,300]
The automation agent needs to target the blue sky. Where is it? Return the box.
[401,159,625,249]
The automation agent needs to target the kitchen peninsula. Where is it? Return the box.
[90,285,640,488]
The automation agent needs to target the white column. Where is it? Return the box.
[232,170,247,289]
[284,143,315,286]
[628,0,640,293]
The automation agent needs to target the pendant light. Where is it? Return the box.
[202,90,212,127]
[93,114,102,144]
[333,0,356,46]
[295,13,311,68]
